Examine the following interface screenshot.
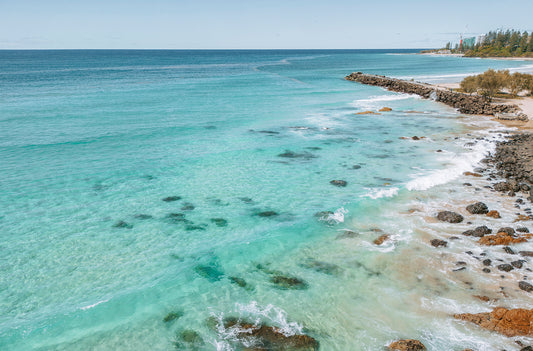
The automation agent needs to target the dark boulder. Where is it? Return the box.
[494,182,509,192]
[430,239,447,248]
[473,226,492,237]
[519,281,533,293]
[512,260,525,269]
[466,202,489,215]
[437,211,464,223]
[497,227,515,236]
[330,180,347,187]
[497,264,514,272]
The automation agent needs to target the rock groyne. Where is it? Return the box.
[345,72,526,119]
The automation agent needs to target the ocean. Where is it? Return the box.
[1,50,532,350]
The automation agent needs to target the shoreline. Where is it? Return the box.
[348,71,533,348]
[420,52,533,61]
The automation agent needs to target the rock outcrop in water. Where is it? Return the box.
[388,339,426,350]
[436,211,464,223]
[345,72,523,118]
[455,307,533,337]
[218,318,320,350]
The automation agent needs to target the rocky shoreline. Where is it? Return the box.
[385,133,533,350]
[345,72,528,121]
[345,72,533,350]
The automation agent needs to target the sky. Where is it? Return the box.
[1,0,532,49]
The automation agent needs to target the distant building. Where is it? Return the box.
[462,37,476,49]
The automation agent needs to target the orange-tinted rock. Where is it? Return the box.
[373,234,390,245]
[379,107,393,112]
[464,171,483,177]
[355,110,381,115]
[455,307,533,337]
[478,232,532,246]
[487,210,501,219]
[473,295,490,302]
[388,339,426,350]
[515,215,532,222]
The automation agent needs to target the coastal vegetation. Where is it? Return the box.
[423,29,533,58]
[464,30,533,58]
[460,69,533,99]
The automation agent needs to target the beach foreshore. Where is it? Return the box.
[420,52,533,62]
[347,72,533,349]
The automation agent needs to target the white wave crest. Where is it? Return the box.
[212,301,303,350]
[406,138,494,191]
[326,207,348,223]
[79,298,109,311]
[360,187,399,199]
[351,94,420,109]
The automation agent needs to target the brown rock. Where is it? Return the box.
[473,295,490,302]
[379,107,392,112]
[373,234,390,245]
[355,110,381,115]
[388,339,426,350]
[464,171,483,177]
[437,211,464,223]
[223,321,319,350]
[519,281,533,293]
[430,239,447,248]
[515,215,532,222]
[454,307,533,337]
[486,210,501,219]
[478,232,532,246]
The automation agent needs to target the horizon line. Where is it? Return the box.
[0,47,433,51]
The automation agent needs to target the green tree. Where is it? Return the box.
[519,31,529,54]
[511,32,521,53]
[460,75,478,94]
[477,69,505,100]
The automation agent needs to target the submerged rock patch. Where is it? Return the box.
[162,196,182,202]
[270,275,308,290]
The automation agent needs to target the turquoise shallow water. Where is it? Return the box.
[1,50,533,350]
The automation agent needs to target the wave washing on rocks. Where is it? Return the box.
[345,72,529,121]
[345,73,533,351]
